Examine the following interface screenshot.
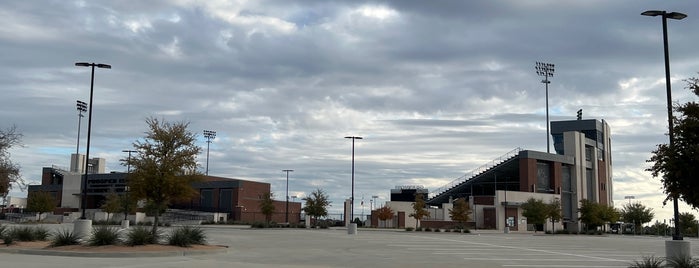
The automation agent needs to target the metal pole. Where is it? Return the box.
[545,79,550,153]
[283,169,293,223]
[81,65,95,220]
[351,138,355,222]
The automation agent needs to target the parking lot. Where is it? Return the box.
[2,224,699,268]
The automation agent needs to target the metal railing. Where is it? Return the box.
[429,147,523,199]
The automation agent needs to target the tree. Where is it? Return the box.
[376,206,394,228]
[409,193,430,228]
[259,192,275,224]
[679,212,698,236]
[449,198,471,229]
[578,199,605,230]
[546,199,563,233]
[521,198,547,232]
[124,118,203,235]
[648,75,699,209]
[303,188,331,227]
[101,192,121,222]
[1,125,24,202]
[27,191,55,222]
[620,202,654,234]
[598,205,620,232]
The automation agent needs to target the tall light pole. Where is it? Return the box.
[75,100,87,155]
[203,130,216,176]
[75,62,111,219]
[122,150,137,173]
[642,9,687,241]
[536,61,555,153]
[624,195,635,205]
[345,136,362,223]
[282,169,293,223]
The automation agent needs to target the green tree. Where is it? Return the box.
[259,192,275,224]
[303,188,331,227]
[521,198,547,232]
[101,192,121,222]
[648,75,699,209]
[599,205,620,232]
[449,198,471,229]
[1,125,24,202]
[376,206,394,228]
[124,118,203,235]
[679,212,698,236]
[409,193,430,228]
[578,199,605,230]
[546,199,563,233]
[620,202,654,234]
[27,191,55,222]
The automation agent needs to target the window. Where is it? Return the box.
[536,162,551,193]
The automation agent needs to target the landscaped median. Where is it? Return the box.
[0,241,227,257]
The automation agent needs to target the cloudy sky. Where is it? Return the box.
[2,1,698,220]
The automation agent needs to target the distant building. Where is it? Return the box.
[390,186,428,202]
[27,154,300,223]
[372,118,613,232]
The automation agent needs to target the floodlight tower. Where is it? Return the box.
[75,100,87,154]
[203,130,216,176]
[536,61,555,153]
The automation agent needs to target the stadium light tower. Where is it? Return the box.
[282,169,294,223]
[642,9,687,242]
[75,100,87,155]
[345,136,363,224]
[75,62,111,220]
[536,61,555,153]
[203,130,216,176]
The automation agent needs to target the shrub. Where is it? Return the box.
[666,255,699,268]
[33,227,50,241]
[89,226,121,246]
[405,227,414,231]
[434,228,441,232]
[424,227,432,232]
[167,226,206,247]
[10,226,36,241]
[125,226,159,246]
[628,255,665,268]
[444,228,451,232]
[416,227,423,232]
[0,224,6,238]
[3,234,14,245]
[50,229,81,247]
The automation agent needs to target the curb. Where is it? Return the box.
[0,245,228,258]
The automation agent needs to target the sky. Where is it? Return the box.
[1,1,698,222]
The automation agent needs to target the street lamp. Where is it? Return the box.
[122,150,137,173]
[624,195,635,204]
[75,100,87,155]
[75,62,111,220]
[203,130,216,176]
[535,61,555,153]
[282,169,293,223]
[642,9,687,241]
[345,136,362,223]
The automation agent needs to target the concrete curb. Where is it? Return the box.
[0,245,228,258]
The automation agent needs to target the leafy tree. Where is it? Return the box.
[449,198,471,229]
[27,191,55,222]
[409,193,430,228]
[546,199,563,233]
[1,125,24,202]
[376,206,394,228]
[620,202,654,234]
[648,75,699,209]
[598,205,620,232]
[124,118,203,235]
[521,198,547,232]
[101,192,121,222]
[102,192,137,221]
[679,212,698,236]
[578,199,605,230]
[259,192,275,223]
[303,188,331,227]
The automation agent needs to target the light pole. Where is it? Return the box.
[642,9,687,241]
[536,61,555,153]
[75,100,87,155]
[203,130,216,176]
[624,195,635,205]
[122,150,137,173]
[75,62,111,220]
[282,169,293,223]
[345,136,362,223]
